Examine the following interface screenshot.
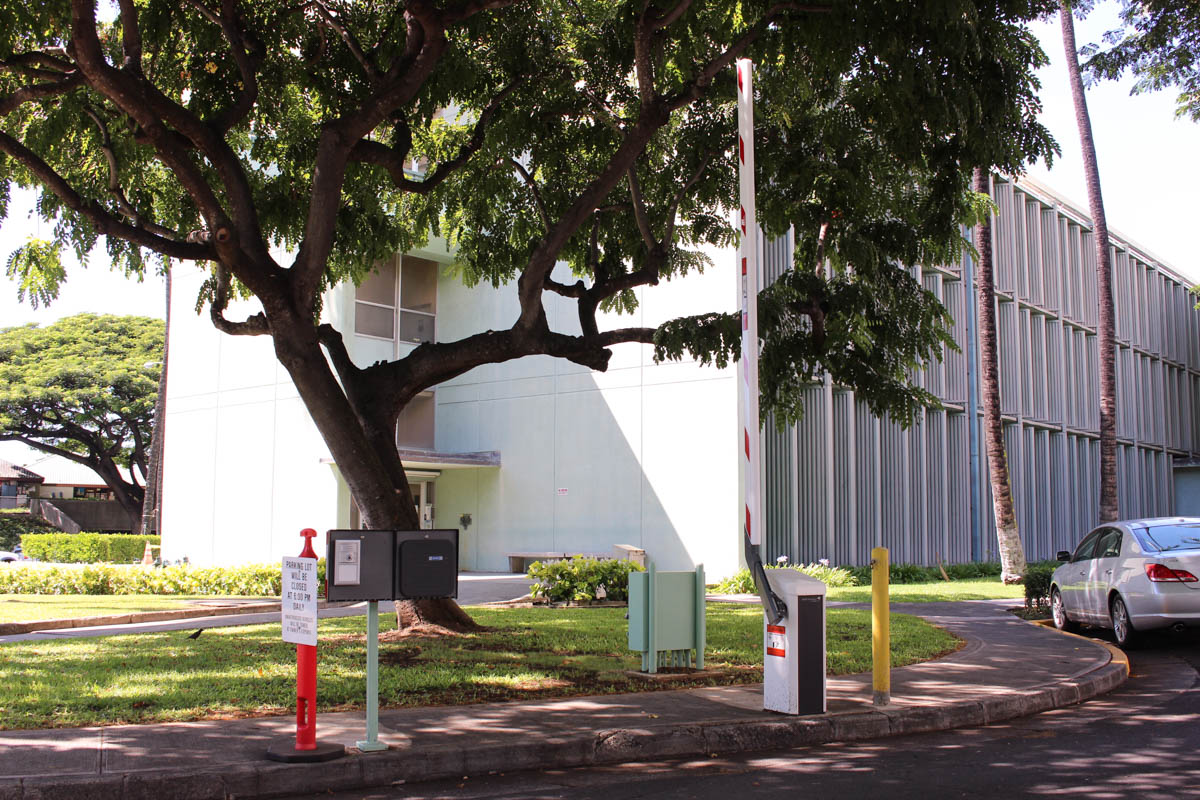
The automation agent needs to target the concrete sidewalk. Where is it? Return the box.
[0,601,1127,800]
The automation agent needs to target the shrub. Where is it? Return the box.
[0,559,326,596]
[20,533,160,564]
[844,561,1005,585]
[0,510,57,551]
[711,562,859,594]
[527,556,644,603]
[1024,563,1055,610]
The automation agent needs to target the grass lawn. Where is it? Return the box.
[0,603,958,729]
[0,595,269,625]
[826,577,1025,604]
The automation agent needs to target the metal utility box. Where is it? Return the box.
[326,529,459,602]
[627,563,705,673]
[395,530,458,599]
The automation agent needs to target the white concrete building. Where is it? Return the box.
[160,238,740,576]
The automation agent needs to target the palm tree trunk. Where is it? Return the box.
[974,168,1027,584]
[1061,1,1119,523]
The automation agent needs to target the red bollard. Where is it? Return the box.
[295,528,318,750]
[266,528,345,763]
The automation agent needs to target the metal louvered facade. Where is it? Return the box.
[762,175,1200,566]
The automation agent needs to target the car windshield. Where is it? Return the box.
[1138,524,1200,553]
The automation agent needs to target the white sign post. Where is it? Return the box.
[281,556,318,646]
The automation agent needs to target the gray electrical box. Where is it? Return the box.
[326,529,459,602]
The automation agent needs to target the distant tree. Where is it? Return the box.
[1,1,1056,630]
[0,314,164,531]
[972,168,1027,583]
[1082,0,1200,121]
[1062,1,1119,523]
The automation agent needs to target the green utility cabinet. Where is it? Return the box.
[628,563,706,673]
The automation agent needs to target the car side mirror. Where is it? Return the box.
[1056,550,1071,562]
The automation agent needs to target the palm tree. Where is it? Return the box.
[1061,1,1119,523]
[973,168,1027,583]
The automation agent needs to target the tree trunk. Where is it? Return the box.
[1061,1,1119,523]
[140,264,171,537]
[974,168,1027,584]
[268,310,481,633]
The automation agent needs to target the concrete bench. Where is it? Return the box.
[506,552,608,573]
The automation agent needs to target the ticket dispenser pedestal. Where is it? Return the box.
[762,569,827,715]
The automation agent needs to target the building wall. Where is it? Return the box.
[433,248,739,576]
[160,262,343,566]
[766,175,1200,566]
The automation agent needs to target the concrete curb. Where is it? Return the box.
[0,636,1127,800]
[0,601,354,636]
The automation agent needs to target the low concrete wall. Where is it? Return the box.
[32,499,134,533]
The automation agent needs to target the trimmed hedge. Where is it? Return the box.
[527,556,644,603]
[0,510,56,551]
[0,560,327,596]
[20,533,160,564]
[712,563,859,594]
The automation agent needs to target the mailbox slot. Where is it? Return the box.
[397,533,458,599]
[326,529,458,601]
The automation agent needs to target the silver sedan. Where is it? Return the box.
[1050,517,1200,647]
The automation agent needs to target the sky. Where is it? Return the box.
[0,5,1194,461]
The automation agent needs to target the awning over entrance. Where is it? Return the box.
[320,450,500,480]
[396,450,501,472]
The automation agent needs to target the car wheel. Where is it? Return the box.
[1110,594,1139,649]
[1051,588,1078,633]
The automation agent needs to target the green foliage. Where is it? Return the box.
[0,560,326,596]
[1082,1,1200,122]
[0,314,164,513]
[526,557,645,604]
[0,1,1059,418]
[0,509,55,551]
[1024,562,1055,610]
[4,239,66,309]
[844,561,1002,584]
[712,562,859,594]
[19,533,161,564]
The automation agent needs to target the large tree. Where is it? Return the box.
[1082,0,1200,122]
[0,0,1055,630]
[1061,1,1119,524]
[0,313,164,530]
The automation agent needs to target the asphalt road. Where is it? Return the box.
[281,628,1200,800]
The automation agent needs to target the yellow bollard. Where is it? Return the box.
[871,546,890,706]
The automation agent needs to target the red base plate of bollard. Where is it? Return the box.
[265,738,347,763]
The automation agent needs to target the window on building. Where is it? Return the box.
[355,260,397,339]
[399,256,437,343]
[397,391,436,451]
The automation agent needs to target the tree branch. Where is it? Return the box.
[0,130,214,261]
[348,78,520,195]
[83,106,183,241]
[208,262,272,335]
[70,0,275,278]
[307,0,382,84]
[648,0,693,30]
[627,166,658,248]
[0,73,83,117]
[116,0,144,74]
[511,159,550,232]
[209,0,266,132]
